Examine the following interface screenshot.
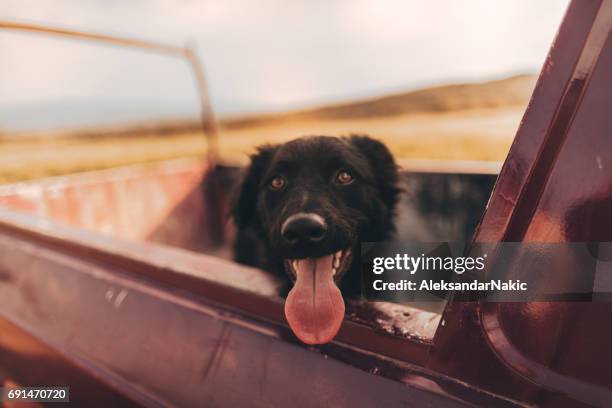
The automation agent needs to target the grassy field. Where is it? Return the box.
[0,75,535,183]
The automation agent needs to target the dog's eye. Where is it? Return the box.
[269,176,286,190]
[335,170,354,185]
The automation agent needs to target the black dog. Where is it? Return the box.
[231,135,400,344]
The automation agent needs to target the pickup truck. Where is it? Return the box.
[0,0,610,406]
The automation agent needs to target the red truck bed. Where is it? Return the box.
[0,0,611,406]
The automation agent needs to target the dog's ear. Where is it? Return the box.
[348,135,401,209]
[231,144,278,229]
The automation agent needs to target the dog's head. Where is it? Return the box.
[232,135,400,343]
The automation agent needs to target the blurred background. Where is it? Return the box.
[0,0,569,182]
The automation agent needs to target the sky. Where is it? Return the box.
[0,0,570,130]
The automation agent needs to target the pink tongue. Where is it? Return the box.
[285,255,345,344]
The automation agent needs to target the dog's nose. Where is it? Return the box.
[281,213,328,244]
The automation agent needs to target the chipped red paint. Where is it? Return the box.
[0,160,210,250]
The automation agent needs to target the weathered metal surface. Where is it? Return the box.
[0,159,210,251]
[432,1,612,406]
[0,152,510,406]
[0,319,147,407]
[0,207,520,407]
[0,158,496,250]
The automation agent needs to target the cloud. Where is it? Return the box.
[0,0,569,118]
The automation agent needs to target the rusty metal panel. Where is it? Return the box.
[0,208,521,407]
[432,1,612,406]
[473,0,605,243]
[0,154,507,406]
[0,160,211,250]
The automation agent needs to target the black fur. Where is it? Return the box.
[231,135,400,295]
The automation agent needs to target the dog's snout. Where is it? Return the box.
[281,213,328,244]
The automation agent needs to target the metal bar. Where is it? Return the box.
[184,47,219,165]
[0,21,185,55]
[0,20,219,164]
